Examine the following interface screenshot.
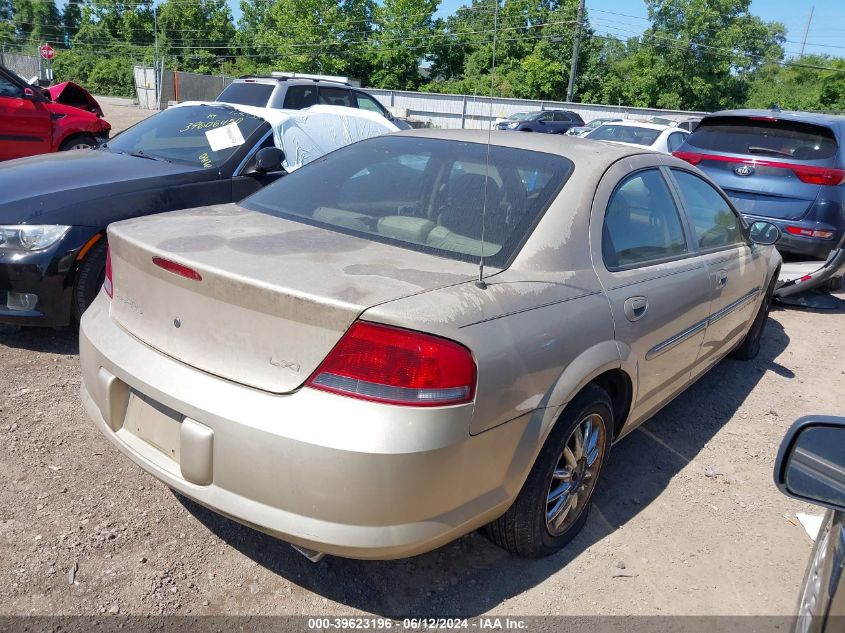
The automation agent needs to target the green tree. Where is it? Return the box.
[368,0,438,89]
[157,0,235,73]
[596,0,785,110]
[11,0,61,45]
[249,0,371,77]
[747,55,845,113]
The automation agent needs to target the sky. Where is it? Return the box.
[226,0,845,59]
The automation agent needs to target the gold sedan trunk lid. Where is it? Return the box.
[107,204,477,393]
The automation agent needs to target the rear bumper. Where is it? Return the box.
[775,246,845,298]
[742,214,842,260]
[79,293,537,559]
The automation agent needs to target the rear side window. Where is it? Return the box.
[242,136,573,267]
[217,82,275,107]
[283,85,317,109]
[686,117,838,161]
[667,132,687,153]
[602,169,688,268]
[671,170,743,249]
[318,87,353,107]
[589,125,661,147]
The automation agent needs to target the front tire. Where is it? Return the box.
[485,384,613,558]
[731,270,778,360]
[60,135,96,151]
[72,238,107,321]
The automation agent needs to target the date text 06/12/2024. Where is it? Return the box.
[307,618,528,630]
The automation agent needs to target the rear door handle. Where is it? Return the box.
[716,270,728,288]
[623,296,648,322]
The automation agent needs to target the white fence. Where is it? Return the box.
[366,89,707,128]
[131,65,707,124]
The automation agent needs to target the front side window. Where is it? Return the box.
[0,76,22,98]
[671,170,743,249]
[242,136,573,267]
[105,105,267,168]
[602,169,688,268]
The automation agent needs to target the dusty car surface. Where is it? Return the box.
[79,130,782,560]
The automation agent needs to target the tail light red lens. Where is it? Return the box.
[672,151,845,186]
[785,226,835,239]
[306,321,477,407]
[104,245,113,299]
[152,256,203,281]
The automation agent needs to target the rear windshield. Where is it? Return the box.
[589,125,661,146]
[217,82,275,107]
[686,116,838,161]
[242,136,573,267]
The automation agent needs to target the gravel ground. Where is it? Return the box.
[97,96,155,134]
[0,291,843,618]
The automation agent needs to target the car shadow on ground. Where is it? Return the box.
[179,319,791,618]
[0,326,78,355]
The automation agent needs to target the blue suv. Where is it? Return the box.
[674,110,845,262]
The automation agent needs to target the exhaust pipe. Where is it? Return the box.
[290,543,325,563]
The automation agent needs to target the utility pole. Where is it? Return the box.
[566,0,585,103]
[799,6,814,59]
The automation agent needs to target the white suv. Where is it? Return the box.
[217,75,409,128]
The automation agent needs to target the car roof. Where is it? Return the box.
[705,109,845,128]
[231,76,353,88]
[395,128,653,167]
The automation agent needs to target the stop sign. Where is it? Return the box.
[39,44,55,60]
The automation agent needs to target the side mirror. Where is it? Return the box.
[250,147,285,174]
[749,220,780,246]
[774,416,845,512]
[23,87,35,99]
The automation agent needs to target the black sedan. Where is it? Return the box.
[0,103,287,327]
[775,416,845,633]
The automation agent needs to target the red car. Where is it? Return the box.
[0,65,111,161]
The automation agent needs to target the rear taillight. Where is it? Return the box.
[672,151,845,186]
[104,245,113,299]
[152,256,202,281]
[306,321,476,407]
[672,150,704,166]
[785,226,835,239]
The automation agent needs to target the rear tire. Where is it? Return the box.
[731,270,778,361]
[60,135,96,151]
[72,238,107,321]
[484,384,613,558]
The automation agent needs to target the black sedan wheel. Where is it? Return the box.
[485,383,613,557]
[72,239,107,321]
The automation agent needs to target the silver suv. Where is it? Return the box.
[217,74,409,127]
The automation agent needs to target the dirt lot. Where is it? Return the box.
[97,96,155,134]
[1,291,843,618]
